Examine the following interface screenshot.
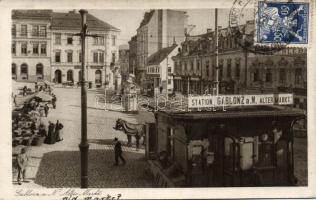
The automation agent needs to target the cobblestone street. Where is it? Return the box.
[13,87,155,188]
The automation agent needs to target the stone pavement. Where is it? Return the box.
[13,87,155,188]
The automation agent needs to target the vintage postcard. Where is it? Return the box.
[0,0,315,199]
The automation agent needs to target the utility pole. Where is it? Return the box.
[214,8,219,96]
[74,9,105,188]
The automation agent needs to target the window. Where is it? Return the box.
[295,68,302,84]
[33,43,39,54]
[191,61,194,71]
[93,37,98,45]
[99,37,104,45]
[168,79,171,84]
[206,61,209,77]
[32,25,39,37]
[184,62,187,71]
[55,52,61,63]
[40,43,46,54]
[95,70,102,84]
[79,52,82,63]
[265,69,272,82]
[20,64,28,79]
[12,42,16,54]
[227,60,232,78]
[12,64,16,75]
[168,67,171,73]
[93,52,98,63]
[67,70,73,82]
[253,69,259,82]
[111,35,116,46]
[197,61,200,71]
[12,24,16,37]
[235,62,240,79]
[39,26,46,37]
[21,42,27,54]
[111,52,116,63]
[67,36,73,45]
[99,52,104,63]
[219,63,223,81]
[21,25,27,37]
[36,64,43,75]
[55,33,61,44]
[279,68,286,84]
[67,52,73,63]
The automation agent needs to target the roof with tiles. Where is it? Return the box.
[147,44,178,65]
[51,11,120,31]
[12,10,53,20]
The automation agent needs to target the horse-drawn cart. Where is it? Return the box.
[147,105,305,187]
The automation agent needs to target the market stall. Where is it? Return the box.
[147,105,305,187]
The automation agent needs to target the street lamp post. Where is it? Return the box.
[79,9,89,188]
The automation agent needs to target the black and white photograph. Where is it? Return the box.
[0,0,315,199]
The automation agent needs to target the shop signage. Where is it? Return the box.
[188,93,293,108]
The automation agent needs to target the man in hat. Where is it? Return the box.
[44,104,49,117]
[17,148,29,185]
[113,137,126,166]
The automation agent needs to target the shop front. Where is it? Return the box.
[147,105,305,187]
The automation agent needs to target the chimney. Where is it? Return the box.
[207,28,213,33]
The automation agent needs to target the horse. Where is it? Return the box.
[113,118,145,149]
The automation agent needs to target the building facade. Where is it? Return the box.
[50,11,120,89]
[12,10,121,89]
[146,44,179,96]
[128,35,137,79]
[118,44,129,84]
[172,21,307,110]
[134,9,188,89]
[12,10,52,82]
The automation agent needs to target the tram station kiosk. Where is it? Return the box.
[122,74,138,112]
[147,94,305,187]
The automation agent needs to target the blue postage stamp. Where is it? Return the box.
[256,1,309,44]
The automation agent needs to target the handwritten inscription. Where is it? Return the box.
[15,189,122,200]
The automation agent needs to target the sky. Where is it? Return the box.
[59,9,254,46]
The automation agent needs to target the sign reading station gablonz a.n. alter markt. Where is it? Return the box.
[188,94,293,108]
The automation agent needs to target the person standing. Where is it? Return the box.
[35,82,38,92]
[45,121,56,144]
[52,94,57,109]
[55,120,64,142]
[44,104,49,117]
[17,148,29,185]
[114,137,126,166]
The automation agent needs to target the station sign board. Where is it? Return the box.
[188,93,293,108]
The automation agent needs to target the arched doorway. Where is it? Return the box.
[12,63,17,80]
[78,70,82,82]
[95,70,102,87]
[54,70,62,83]
[67,70,73,82]
[36,63,44,80]
[20,63,28,80]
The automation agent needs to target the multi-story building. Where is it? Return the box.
[12,10,121,89]
[50,11,120,89]
[12,10,52,82]
[128,35,137,78]
[172,21,307,110]
[118,44,129,83]
[134,9,188,89]
[146,43,179,96]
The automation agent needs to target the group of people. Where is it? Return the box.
[35,82,52,94]
[44,120,64,144]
